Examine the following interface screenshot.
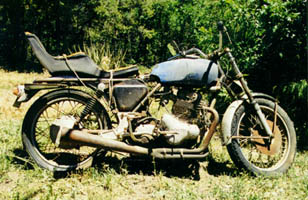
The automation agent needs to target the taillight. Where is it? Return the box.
[12,85,25,97]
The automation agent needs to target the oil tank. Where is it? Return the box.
[113,80,148,111]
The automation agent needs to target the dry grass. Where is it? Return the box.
[0,69,49,121]
[0,69,307,200]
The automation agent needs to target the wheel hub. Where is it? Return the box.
[252,120,282,155]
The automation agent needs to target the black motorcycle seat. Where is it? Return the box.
[25,32,139,78]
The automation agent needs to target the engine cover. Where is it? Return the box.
[161,114,200,145]
[113,80,148,111]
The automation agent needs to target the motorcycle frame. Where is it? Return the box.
[14,23,276,160]
[15,76,221,159]
[14,49,274,160]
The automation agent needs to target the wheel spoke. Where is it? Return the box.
[68,102,85,116]
[235,105,290,170]
[29,97,105,169]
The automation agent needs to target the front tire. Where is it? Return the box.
[227,98,296,176]
[22,89,111,172]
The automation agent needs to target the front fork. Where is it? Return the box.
[226,50,273,137]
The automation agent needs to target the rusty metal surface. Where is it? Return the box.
[54,105,219,159]
[65,130,149,155]
[151,106,219,158]
[252,120,282,155]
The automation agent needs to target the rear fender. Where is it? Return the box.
[27,88,98,105]
[21,88,107,129]
[13,83,67,108]
[221,93,276,145]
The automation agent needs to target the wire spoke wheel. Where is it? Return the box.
[237,109,285,169]
[227,98,296,176]
[36,100,99,164]
[22,89,110,171]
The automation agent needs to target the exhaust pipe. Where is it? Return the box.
[66,129,149,155]
[50,126,211,159]
[50,123,149,155]
[49,106,218,159]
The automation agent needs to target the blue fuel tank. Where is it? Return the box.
[150,58,219,87]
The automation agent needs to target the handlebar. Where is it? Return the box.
[167,47,230,61]
[167,21,229,61]
[184,48,209,58]
[167,47,209,61]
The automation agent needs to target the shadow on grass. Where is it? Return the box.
[94,153,202,181]
[11,148,35,170]
[52,153,202,180]
[205,155,240,177]
[11,148,240,180]
[92,153,242,179]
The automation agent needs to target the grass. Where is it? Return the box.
[0,69,307,200]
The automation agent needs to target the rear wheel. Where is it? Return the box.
[227,98,296,176]
[22,89,111,171]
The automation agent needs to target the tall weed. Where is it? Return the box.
[71,42,127,71]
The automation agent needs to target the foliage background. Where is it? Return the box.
[0,0,307,148]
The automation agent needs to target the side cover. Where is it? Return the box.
[150,58,219,87]
[113,80,148,111]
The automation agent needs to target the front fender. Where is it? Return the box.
[220,93,276,145]
[221,100,243,145]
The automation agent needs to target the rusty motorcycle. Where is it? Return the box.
[13,22,296,176]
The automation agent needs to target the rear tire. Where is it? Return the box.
[227,98,296,176]
[22,89,111,172]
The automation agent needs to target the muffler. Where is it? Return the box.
[50,124,210,159]
[50,123,149,155]
[49,106,218,160]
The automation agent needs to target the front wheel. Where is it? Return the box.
[227,98,296,176]
[22,89,111,172]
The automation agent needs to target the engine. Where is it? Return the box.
[172,89,201,121]
[131,88,205,146]
[161,113,200,145]
[112,83,206,147]
[162,89,204,145]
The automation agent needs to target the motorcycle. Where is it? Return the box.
[13,22,296,176]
